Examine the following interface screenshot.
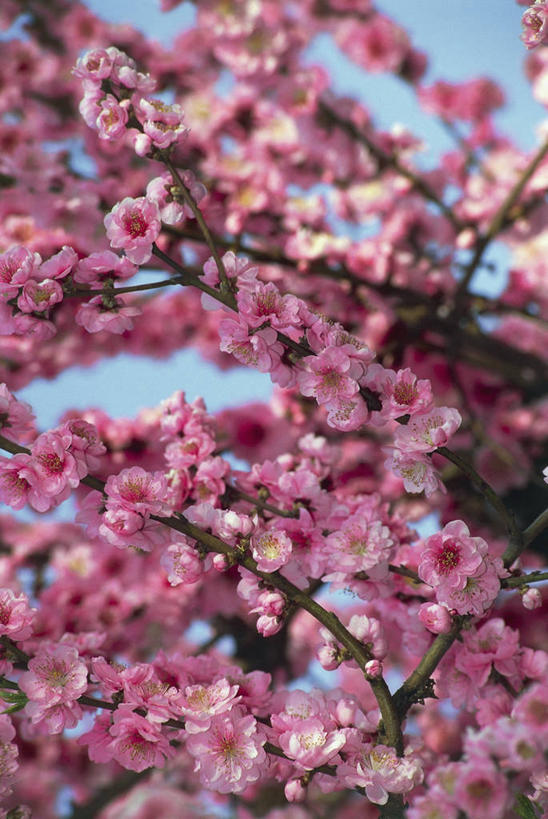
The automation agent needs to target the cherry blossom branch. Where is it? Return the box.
[224,484,299,519]
[502,570,548,588]
[157,152,236,305]
[0,435,403,756]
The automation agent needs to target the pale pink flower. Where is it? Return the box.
[72,47,114,81]
[393,407,462,453]
[385,449,445,497]
[335,15,410,74]
[75,295,141,334]
[96,95,130,140]
[60,419,106,472]
[219,317,284,372]
[19,643,88,706]
[278,716,347,769]
[251,529,293,572]
[78,712,115,763]
[0,245,40,301]
[418,520,487,591]
[325,394,369,432]
[453,758,509,819]
[511,683,548,739]
[135,97,188,150]
[324,511,393,574]
[161,540,203,586]
[17,278,63,313]
[146,170,206,225]
[0,713,18,798]
[442,557,505,616]
[0,589,34,641]
[201,251,258,292]
[105,466,168,515]
[344,744,423,804]
[179,678,241,733]
[109,705,173,772]
[104,197,161,264]
[74,251,137,286]
[365,660,383,678]
[418,602,452,634]
[25,699,83,734]
[366,365,433,421]
[38,246,78,280]
[348,614,387,659]
[0,383,36,443]
[185,707,267,793]
[522,2,548,49]
[99,506,166,552]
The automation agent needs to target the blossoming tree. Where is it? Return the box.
[0,1,546,817]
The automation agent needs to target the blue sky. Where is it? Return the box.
[18,1,547,429]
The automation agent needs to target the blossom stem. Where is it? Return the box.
[502,570,548,588]
[522,506,548,549]
[159,153,236,306]
[224,485,299,518]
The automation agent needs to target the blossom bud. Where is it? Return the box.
[365,659,383,678]
[285,778,306,802]
[521,587,542,610]
[418,602,452,634]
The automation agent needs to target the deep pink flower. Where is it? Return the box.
[104,197,161,264]
[0,384,36,444]
[0,245,40,301]
[29,430,82,498]
[418,520,487,591]
[185,708,267,793]
[74,251,137,286]
[0,454,35,510]
[219,318,284,372]
[105,466,168,515]
[17,278,63,313]
[298,347,360,406]
[37,246,77,280]
[75,295,141,334]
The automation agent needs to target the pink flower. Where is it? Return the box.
[278,716,347,769]
[442,557,505,616]
[348,614,387,659]
[418,602,452,634]
[453,758,509,819]
[30,430,82,498]
[38,246,78,280]
[60,419,106,472]
[393,407,462,453]
[512,683,548,739]
[298,347,360,406]
[19,643,88,707]
[105,466,168,515]
[179,678,241,733]
[109,705,173,772]
[237,282,302,335]
[251,529,293,572]
[161,540,203,586]
[324,511,393,574]
[135,97,188,150]
[0,589,34,641]
[522,2,548,49]
[385,449,445,497]
[418,520,487,591]
[185,708,267,793]
[0,454,35,510]
[17,278,63,313]
[75,295,141,334]
[522,587,542,609]
[99,506,166,552]
[96,95,130,140]
[104,197,161,264]
[146,171,206,225]
[366,365,433,421]
[344,744,423,804]
[72,47,114,81]
[0,245,40,301]
[219,317,284,372]
[74,251,137,286]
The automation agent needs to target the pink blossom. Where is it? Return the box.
[25,699,83,734]
[522,587,542,609]
[418,602,452,634]
[385,449,445,497]
[17,278,63,313]
[60,419,106,472]
[453,758,509,819]
[323,511,393,574]
[104,197,161,264]
[72,47,115,81]
[0,589,34,641]
[30,430,82,497]
[76,295,141,334]
[522,2,548,48]
[418,520,487,591]
[335,15,410,74]
[179,678,241,733]
[251,529,293,572]
[393,407,462,453]
[105,466,168,515]
[0,454,36,510]
[442,557,505,616]
[511,683,548,739]
[201,251,259,292]
[365,659,383,678]
[219,317,284,372]
[348,614,388,659]
[325,394,370,432]
[135,97,188,150]
[185,708,267,793]
[19,643,88,707]
[99,506,166,552]
[298,347,360,406]
[38,246,78,280]
[95,95,130,140]
[237,282,302,335]
[366,365,433,421]
[109,705,173,772]
[74,251,137,286]
[161,540,203,586]
[146,171,206,225]
[0,245,40,302]
[278,716,347,769]
[344,744,423,804]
